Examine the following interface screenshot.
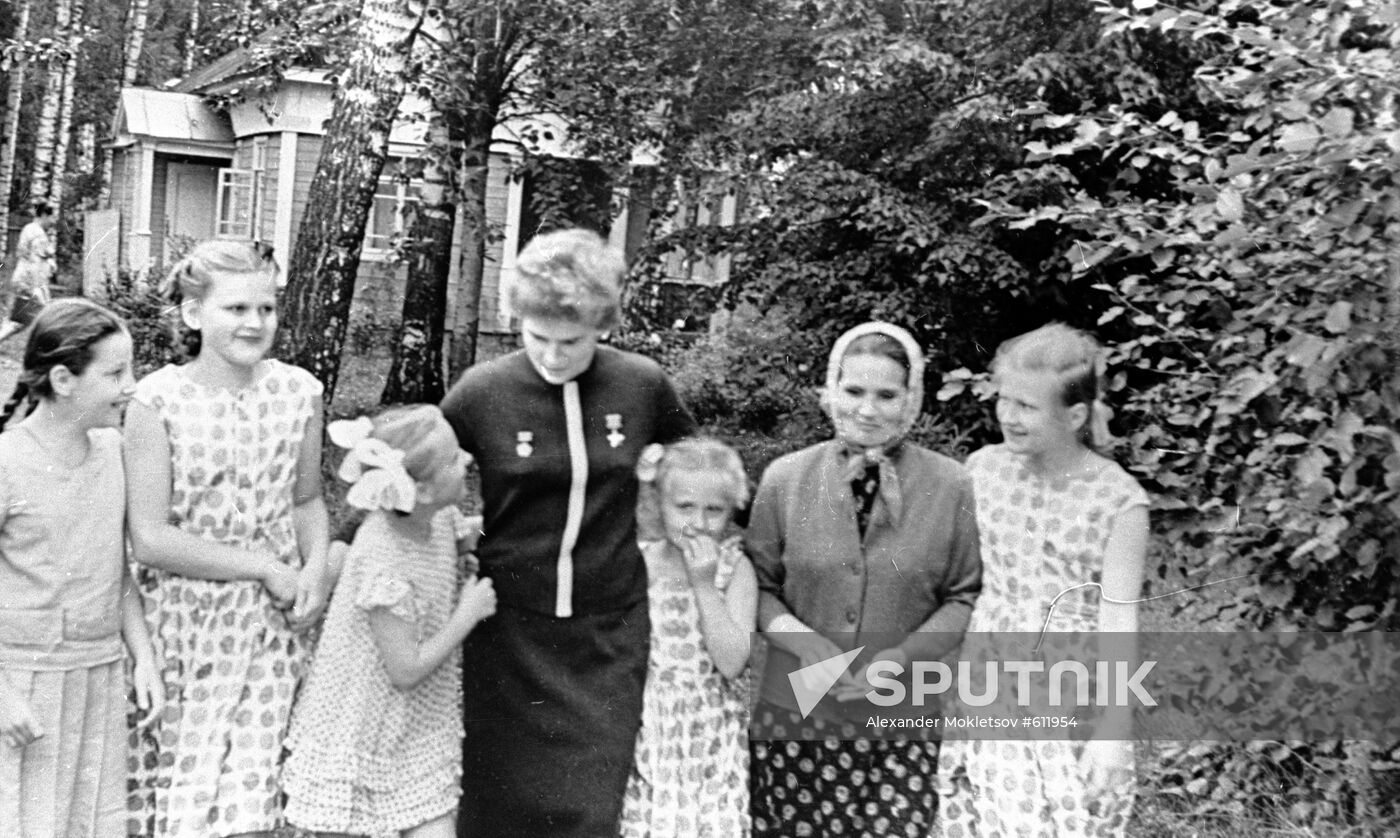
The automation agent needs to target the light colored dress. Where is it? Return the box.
[283,507,471,837]
[0,427,128,838]
[127,360,322,838]
[619,539,750,838]
[11,219,55,292]
[937,444,1149,838]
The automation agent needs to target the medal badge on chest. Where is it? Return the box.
[516,431,534,458]
[605,413,625,448]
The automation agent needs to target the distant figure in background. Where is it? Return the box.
[0,201,58,343]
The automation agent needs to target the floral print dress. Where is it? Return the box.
[936,444,1149,838]
[619,540,751,837]
[127,361,321,838]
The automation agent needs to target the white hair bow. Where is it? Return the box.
[328,416,417,513]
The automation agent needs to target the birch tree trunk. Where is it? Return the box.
[31,0,75,203]
[99,0,151,207]
[447,128,492,376]
[50,0,86,206]
[0,0,33,258]
[183,0,200,76]
[380,123,455,404]
[277,0,427,400]
[444,6,513,377]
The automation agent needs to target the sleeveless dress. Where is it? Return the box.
[283,507,473,836]
[936,444,1149,838]
[127,360,322,838]
[618,540,751,838]
[0,428,128,838]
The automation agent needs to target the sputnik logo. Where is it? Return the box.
[788,645,865,718]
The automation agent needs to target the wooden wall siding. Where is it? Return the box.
[113,151,134,268]
[288,135,323,257]
[233,139,255,169]
[150,156,170,268]
[262,136,282,244]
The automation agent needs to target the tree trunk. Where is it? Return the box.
[99,0,151,207]
[380,133,455,405]
[49,0,86,206]
[447,129,491,377]
[0,0,33,258]
[183,0,200,76]
[276,0,426,401]
[31,0,75,203]
[443,5,512,378]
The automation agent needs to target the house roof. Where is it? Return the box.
[171,44,258,94]
[116,89,234,143]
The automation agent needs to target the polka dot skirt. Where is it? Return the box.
[751,704,939,838]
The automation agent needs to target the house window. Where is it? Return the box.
[216,140,269,240]
[663,181,740,285]
[216,168,256,238]
[366,159,421,253]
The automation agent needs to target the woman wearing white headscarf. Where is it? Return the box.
[746,321,982,836]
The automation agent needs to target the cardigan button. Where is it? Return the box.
[845,607,858,624]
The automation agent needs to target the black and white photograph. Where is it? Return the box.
[0,0,1397,835]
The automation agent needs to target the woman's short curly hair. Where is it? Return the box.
[506,228,624,330]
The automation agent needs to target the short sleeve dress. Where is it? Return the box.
[937,444,1149,838]
[283,507,470,837]
[619,539,751,838]
[127,360,323,838]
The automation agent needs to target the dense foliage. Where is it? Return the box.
[624,1,1400,826]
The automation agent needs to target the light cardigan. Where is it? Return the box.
[747,439,982,713]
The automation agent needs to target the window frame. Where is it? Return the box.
[363,157,423,258]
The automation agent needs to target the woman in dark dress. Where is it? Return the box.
[440,228,696,837]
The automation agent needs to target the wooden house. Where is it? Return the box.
[95,48,739,363]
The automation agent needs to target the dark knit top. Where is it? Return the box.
[440,345,695,617]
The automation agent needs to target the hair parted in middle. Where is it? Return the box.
[21,298,128,400]
[991,322,1110,448]
[506,228,625,331]
[635,436,750,541]
[367,404,456,485]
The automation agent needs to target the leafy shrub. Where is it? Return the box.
[101,268,191,377]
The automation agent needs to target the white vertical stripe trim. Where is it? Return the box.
[556,381,588,617]
[273,132,298,273]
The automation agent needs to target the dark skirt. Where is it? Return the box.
[750,703,940,838]
[459,598,650,838]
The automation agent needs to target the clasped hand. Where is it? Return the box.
[262,560,328,631]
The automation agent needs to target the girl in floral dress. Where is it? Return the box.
[619,437,757,838]
[937,324,1149,838]
[124,240,331,837]
[283,406,496,838]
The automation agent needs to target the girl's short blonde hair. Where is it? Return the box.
[506,228,624,330]
[635,437,749,540]
[991,323,1108,447]
[163,240,279,302]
